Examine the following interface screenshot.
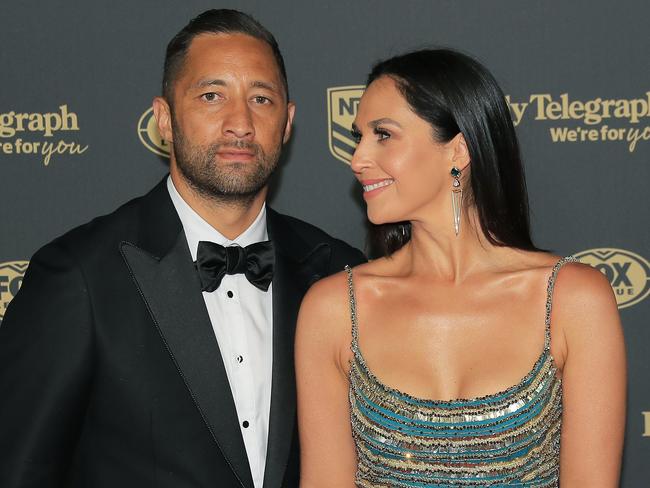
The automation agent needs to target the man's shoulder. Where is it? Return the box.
[36,180,167,259]
[268,208,366,264]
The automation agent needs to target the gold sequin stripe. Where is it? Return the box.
[349,373,555,442]
[351,351,555,418]
[356,471,558,488]
[351,358,557,431]
[350,362,559,433]
[356,469,558,488]
[350,350,557,421]
[350,388,561,463]
[519,422,562,482]
[356,454,559,488]
[355,481,388,488]
[349,397,554,459]
[350,396,560,468]
[348,395,560,461]
[356,437,554,481]
[352,421,561,486]
[355,447,559,488]
[350,421,555,467]
[350,347,551,415]
[346,378,560,486]
[351,422,558,478]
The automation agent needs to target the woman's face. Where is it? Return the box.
[350,76,463,226]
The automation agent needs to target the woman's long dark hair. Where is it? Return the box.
[366,49,542,257]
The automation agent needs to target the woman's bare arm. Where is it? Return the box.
[295,274,358,488]
[555,264,626,487]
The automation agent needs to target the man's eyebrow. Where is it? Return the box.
[250,80,279,92]
[188,79,279,93]
[190,78,227,90]
[369,117,402,128]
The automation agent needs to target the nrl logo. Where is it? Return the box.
[0,260,29,322]
[137,107,170,158]
[327,85,365,164]
[575,248,650,309]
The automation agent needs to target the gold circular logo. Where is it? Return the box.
[575,248,650,309]
[0,260,29,322]
[137,107,170,158]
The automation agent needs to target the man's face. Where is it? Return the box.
[155,33,294,203]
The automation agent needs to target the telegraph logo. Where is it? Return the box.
[0,261,29,322]
[575,248,650,309]
[137,107,170,158]
[327,85,365,164]
[505,92,650,153]
[0,106,88,166]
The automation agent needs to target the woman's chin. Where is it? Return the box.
[368,213,401,226]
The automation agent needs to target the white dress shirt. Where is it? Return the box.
[167,177,272,488]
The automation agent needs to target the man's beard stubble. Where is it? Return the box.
[171,117,282,208]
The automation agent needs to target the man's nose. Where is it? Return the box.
[222,98,255,140]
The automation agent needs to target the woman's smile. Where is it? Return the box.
[360,178,394,198]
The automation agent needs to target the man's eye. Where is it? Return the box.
[201,92,220,102]
[253,96,271,105]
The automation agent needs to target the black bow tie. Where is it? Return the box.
[195,240,275,292]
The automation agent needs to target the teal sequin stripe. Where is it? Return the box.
[345,257,577,487]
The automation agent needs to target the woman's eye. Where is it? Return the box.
[375,128,391,141]
[350,130,362,143]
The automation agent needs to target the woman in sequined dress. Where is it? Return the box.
[295,49,625,487]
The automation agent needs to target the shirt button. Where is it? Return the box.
[242,420,250,428]
[227,290,234,298]
[236,355,244,363]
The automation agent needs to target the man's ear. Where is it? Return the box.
[283,102,296,144]
[152,97,173,143]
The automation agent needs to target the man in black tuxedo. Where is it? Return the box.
[0,9,364,488]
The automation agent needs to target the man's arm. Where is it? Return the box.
[0,241,94,487]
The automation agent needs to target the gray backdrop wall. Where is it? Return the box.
[1,1,648,485]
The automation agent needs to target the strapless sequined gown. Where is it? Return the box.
[346,257,576,487]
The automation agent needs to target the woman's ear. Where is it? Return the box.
[451,132,471,171]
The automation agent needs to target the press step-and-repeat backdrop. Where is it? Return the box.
[1,1,648,485]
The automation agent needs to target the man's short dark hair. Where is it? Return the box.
[162,9,289,104]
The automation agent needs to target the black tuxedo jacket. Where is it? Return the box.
[0,178,365,488]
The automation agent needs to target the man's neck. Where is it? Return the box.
[169,169,267,241]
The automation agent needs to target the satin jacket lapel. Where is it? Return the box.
[119,180,254,488]
[263,209,331,488]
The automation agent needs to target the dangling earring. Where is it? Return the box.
[450,167,463,236]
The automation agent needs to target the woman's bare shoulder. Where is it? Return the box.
[547,257,620,343]
[297,258,398,337]
[506,251,614,308]
[348,254,403,279]
[551,257,614,303]
[296,270,357,372]
[301,269,349,310]
[297,269,355,340]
